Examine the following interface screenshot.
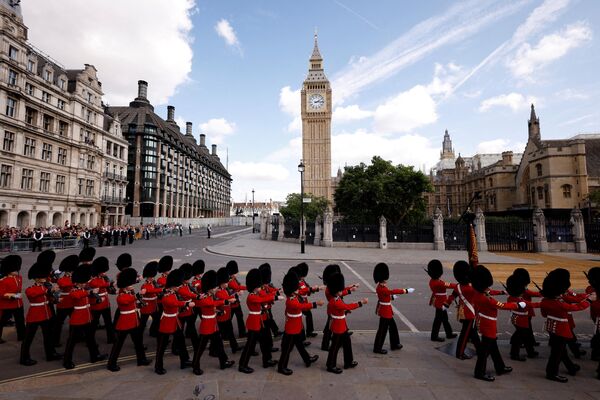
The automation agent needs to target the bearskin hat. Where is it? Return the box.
[117,267,138,289]
[327,272,345,296]
[0,255,22,275]
[158,255,173,273]
[542,273,562,299]
[548,268,570,294]
[192,259,205,276]
[453,260,471,285]
[246,268,262,292]
[165,268,183,288]
[116,253,132,271]
[471,265,493,293]
[226,260,239,275]
[217,267,230,286]
[142,261,159,278]
[427,259,443,279]
[180,263,193,281]
[201,270,218,292]
[78,247,96,263]
[373,262,390,283]
[322,264,341,285]
[259,263,272,285]
[282,270,300,296]
[72,266,92,284]
[28,262,52,280]
[505,274,525,298]
[588,267,600,292]
[91,256,109,276]
[37,250,56,267]
[296,262,309,278]
[59,255,79,273]
[513,268,531,285]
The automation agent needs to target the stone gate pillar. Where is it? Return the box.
[266,213,273,240]
[475,207,488,252]
[259,211,268,240]
[278,215,285,241]
[571,208,587,253]
[379,216,387,249]
[433,207,445,251]
[322,208,333,247]
[533,207,548,252]
[314,215,322,247]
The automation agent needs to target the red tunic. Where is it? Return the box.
[115,292,139,331]
[69,288,92,325]
[507,295,540,328]
[25,284,52,323]
[448,283,476,321]
[327,297,361,334]
[192,276,202,291]
[196,295,225,335]
[0,275,23,309]
[159,292,187,334]
[561,291,588,329]
[56,275,74,309]
[284,295,315,335]
[245,292,274,331]
[541,298,589,338]
[177,285,196,318]
[259,286,277,321]
[324,287,353,315]
[473,291,518,339]
[215,288,234,323]
[429,279,456,309]
[376,283,406,318]
[228,277,246,309]
[522,289,541,317]
[88,277,110,311]
[140,281,162,315]
[156,273,168,288]
[586,286,600,323]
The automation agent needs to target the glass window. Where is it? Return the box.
[23,137,36,157]
[537,186,543,200]
[39,172,50,192]
[562,184,572,198]
[25,82,34,96]
[78,178,84,195]
[59,79,66,90]
[27,59,35,72]
[0,165,12,188]
[86,179,94,196]
[43,114,53,132]
[41,143,52,161]
[3,131,14,152]
[58,121,68,136]
[57,147,67,165]
[106,141,112,155]
[43,69,51,81]
[42,91,51,103]
[5,97,16,117]
[56,175,65,194]
[536,163,542,177]
[8,69,17,85]
[57,99,65,110]
[21,168,33,190]
[25,107,37,125]
[87,155,95,170]
[8,45,18,60]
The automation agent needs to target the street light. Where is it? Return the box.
[252,188,255,233]
[298,160,305,254]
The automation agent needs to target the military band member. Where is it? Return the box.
[278,269,321,375]
[506,274,540,361]
[52,255,79,347]
[89,257,115,344]
[0,255,25,343]
[326,272,367,374]
[20,262,62,365]
[227,260,247,338]
[107,268,151,372]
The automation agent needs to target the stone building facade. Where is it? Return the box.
[427,105,600,217]
[0,0,128,228]
[106,81,231,220]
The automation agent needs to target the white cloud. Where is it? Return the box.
[215,19,242,53]
[199,118,236,145]
[507,22,592,80]
[229,161,289,182]
[278,86,301,132]
[476,139,526,154]
[333,105,373,124]
[555,88,590,100]
[479,93,538,112]
[373,85,438,134]
[23,0,195,106]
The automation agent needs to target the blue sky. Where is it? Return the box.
[24,0,600,203]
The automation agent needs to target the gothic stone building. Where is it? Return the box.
[106,81,231,220]
[427,105,600,217]
[0,0,128,228]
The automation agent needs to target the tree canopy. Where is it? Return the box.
[279,193,329,221]
[333,156,433,225]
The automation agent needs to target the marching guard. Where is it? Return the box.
[0,255,25,343]
[320,264,358,351]
[139,261,162,339]
[89,257,116,344]
[447,260,479,359]
[506,274,539,361]
[226,260,247,338]
[295,262,319,339]
[215,267,240,353]
[426,259,457,342]
[52,254,79,347]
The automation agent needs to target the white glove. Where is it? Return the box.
[53,269,62,276]
[518,301,526,309]
[407,288,415,294]
[13,293,22,299]
[391,295,397,300]
[442,304,449,311]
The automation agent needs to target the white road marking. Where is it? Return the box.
[210,227,252,238]
[340,260,420,333]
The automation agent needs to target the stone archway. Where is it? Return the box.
[35,212,47,228]
[0,210,8,227]
[17,211,30,228]
[52,212,62,226]
[80,213,87,226]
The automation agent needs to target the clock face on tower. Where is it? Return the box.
[308,93,325,110]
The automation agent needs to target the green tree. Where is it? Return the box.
[334,156,433,225]
[279,193,329,221]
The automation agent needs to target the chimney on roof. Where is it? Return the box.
[137,80,148,100]
[212,144,218,156]
[186,121,193,136]
[502,151,513,165]
[167,106,175,122]
[200,134,206,147]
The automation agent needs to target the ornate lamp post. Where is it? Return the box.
[298,160,305,254]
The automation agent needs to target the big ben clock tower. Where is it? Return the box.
[301,32,333,203]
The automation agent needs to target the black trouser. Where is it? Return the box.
[32,240,42,252]
[591,329,600,360]
[83,239,89,248]
[121,237,126,246]
[431,308,453,339]
[186,312,198,339]
[510,326,536,357]
[63,323,100,366]
[547,333,577,377]
[327,331,353,368]
[303,309,314,335]
[373,317,400,351]
[0,307,25,341]
[267,309,280,335]
[217,320,239,351]
[321,316,332,350]
[91,308,115,344]
[108,327,147,367]
[239,329,272,368]
[566,328,583,356]
[456,319,480,358]
[474,336,506,377]
[155,330,189,371]
[97,236,103,247]
[231,306,246,337]
[148,308,161,337]
[52,307,72,346]
[174,314,198,353]
[278,332,311,370]
[113,236,119,246]
[193,331,228,371]
[20,320,55,361]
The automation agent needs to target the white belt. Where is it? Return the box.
[202,314,216,319]
[434,293,447,296]
[59,293,70,296]
[74,305,90,310]
[97,293,107,297]
[547,316,568,322]
[512,311,528,316]
[120,309,137,315]
[286,313,302,318]
[378,302,391,306]
[142,297,157,301]
[478,313,497,321]
[30,301,48,307]
[162,312,177,318]
[331,315,346,319]
[248,311,262,315]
